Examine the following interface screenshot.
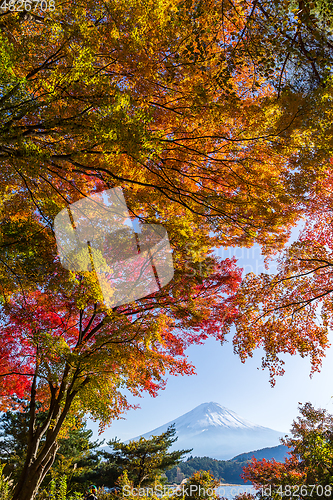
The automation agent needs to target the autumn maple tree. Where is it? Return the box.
[1,220,242,500]
[242,403,333,499]
[0,0,321,254]
[233,110,333,384]
[0,0,333,499]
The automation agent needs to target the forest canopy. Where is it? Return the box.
[1,1,333,499]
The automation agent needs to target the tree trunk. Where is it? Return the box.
[11,367,82,500]
[11,441,58,500]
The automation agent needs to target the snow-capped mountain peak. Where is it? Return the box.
[128,402,283,460]
[180,402,261,430]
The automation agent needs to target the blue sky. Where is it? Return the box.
[89,236,333,444]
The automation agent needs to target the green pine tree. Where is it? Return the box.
[98,424,192,487]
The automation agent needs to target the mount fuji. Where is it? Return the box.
[129,402,284,460]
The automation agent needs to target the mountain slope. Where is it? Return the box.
[231,444,289,462]
[129,402,284,460]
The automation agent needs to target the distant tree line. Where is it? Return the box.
[165,456,248,485]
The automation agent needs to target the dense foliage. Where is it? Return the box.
[1,1,333,498]
[0,408,101,493]
[242,403,333,499]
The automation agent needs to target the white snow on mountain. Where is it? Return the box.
[167,402,263,431]
[126,402,284,460]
